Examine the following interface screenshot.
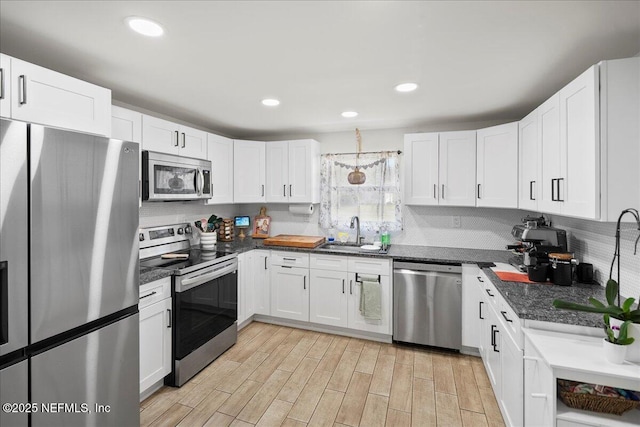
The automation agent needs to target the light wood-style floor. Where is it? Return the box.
[140,322,505,427]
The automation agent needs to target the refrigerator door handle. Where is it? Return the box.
[1,260,7,345]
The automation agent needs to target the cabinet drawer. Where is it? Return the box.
[139,276,171,309]
[271,251,309,268]
[348,257,390,275]
[310,254,348,271]
[477,271,500,310]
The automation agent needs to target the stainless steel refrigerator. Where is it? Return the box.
[0,119,140,426]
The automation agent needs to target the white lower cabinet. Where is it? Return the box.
[252,250,271,315]
[270,264,309,322]
[237,251,255,326]
[309,254,392,335]
[461,264,483,349]
[309,269,349,327]
[139,277,172,395]
[474,269,524,427]
[524,336,554,427]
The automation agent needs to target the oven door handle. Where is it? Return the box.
[178,262,237,292]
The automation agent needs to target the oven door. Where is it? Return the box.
[142,150,211,201]
[174,258,237,360]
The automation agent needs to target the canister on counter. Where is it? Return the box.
[549,252,576,286]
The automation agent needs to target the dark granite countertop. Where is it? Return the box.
[481,268,605,328]
[139,240,609,329]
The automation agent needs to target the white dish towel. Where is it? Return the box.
[359,275,382,320]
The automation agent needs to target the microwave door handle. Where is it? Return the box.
[198,169,204,196]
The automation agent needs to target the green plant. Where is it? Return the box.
[552,279,640,323]
[604,315,635,345]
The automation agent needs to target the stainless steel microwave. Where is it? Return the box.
[142,151,211,201]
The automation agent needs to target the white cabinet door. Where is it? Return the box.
[10,57,111,136]
[266,141,289,202]
[524,340,554,427]
[560,65,599,219]
[237,252,252,325]
[476,123,518,208]
[499,329,524,427]
[111,106,142,143]
[234,140,266,203]
[270,265,309,321]
[0,54,11,118]
[461,265,482,349]
[483,304,501,397]
[178,124,207,159]
[288,139,319,203]
[309,269,349,328]
[439,130,477,206]
[139,298,171,393]
[142,115,180,154]
[207,133,234,204]
[537,94,562,213]
[347,273,391,334]
[519,109,539,210]
[252,250,271,316]
[404,133,440,205]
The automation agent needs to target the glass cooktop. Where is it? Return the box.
[140,247,235,271]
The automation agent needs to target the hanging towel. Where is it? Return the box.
[359,275,382,320]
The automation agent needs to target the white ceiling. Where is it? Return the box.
[1,1,639,139]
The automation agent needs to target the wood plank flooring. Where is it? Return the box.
[141,322,505,427]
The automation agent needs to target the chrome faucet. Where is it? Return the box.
[350,216,363,245]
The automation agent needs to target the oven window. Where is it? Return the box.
[175,272,237,359]
[153,165,197,194]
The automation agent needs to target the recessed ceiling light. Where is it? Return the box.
[341,111,358,118]
[126,17,164,37]
[261,98,280,107]
[395,82,418,92]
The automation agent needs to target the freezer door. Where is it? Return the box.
[0,119,28,355]
[31,313,139,427]
[0,360,28,427]
[30,125,139,342]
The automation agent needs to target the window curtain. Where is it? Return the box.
[319,151,402,233]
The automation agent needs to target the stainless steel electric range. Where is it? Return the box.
[139,223,238,387]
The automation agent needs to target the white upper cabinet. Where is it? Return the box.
[439,130,477,206]
[404,131,476,206]
[476,122,518,208]
[518,109,539,211]
[265,141,289,202]
[0,54,11,118]
[537,93,562,214]
[559,65,599,219]
[207,133,234,204]
[266,139,319,203]
[141,114,207,159]
[404,133,439,205]
[2,55,111,136]
[234,140,266,203]
[111,106,142,142]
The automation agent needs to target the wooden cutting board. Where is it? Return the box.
[262,235,326,248]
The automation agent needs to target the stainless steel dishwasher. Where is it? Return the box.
[393,261,462,350]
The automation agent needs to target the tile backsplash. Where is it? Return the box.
[139,202,639,298]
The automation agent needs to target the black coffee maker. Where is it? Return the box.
[507,216,568,280]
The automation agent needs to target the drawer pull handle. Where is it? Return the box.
[19,75,27,104]
[181,133,186,148]
[500,311,513,323]
[350,280,353,295]
[479,301,484,320]
[174,131,179,147]
[342,279,345,294]
[530,393,547,399]
[303,276,306,290]
[167,309,172,328]
[477,276,484,283]
[491,325,499,352]
[485,289,494,297]
[283,184,286,197]
[140,291,157,300]
[283,258,296,261]
[264,256,268,270]
[523,356,539,361]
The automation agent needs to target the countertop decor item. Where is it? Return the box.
[253,206,271,238]
[347,128,366,185]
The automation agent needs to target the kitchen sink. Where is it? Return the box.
[316,243,384,253]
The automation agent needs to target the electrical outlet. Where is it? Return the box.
[451,216,461,228]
